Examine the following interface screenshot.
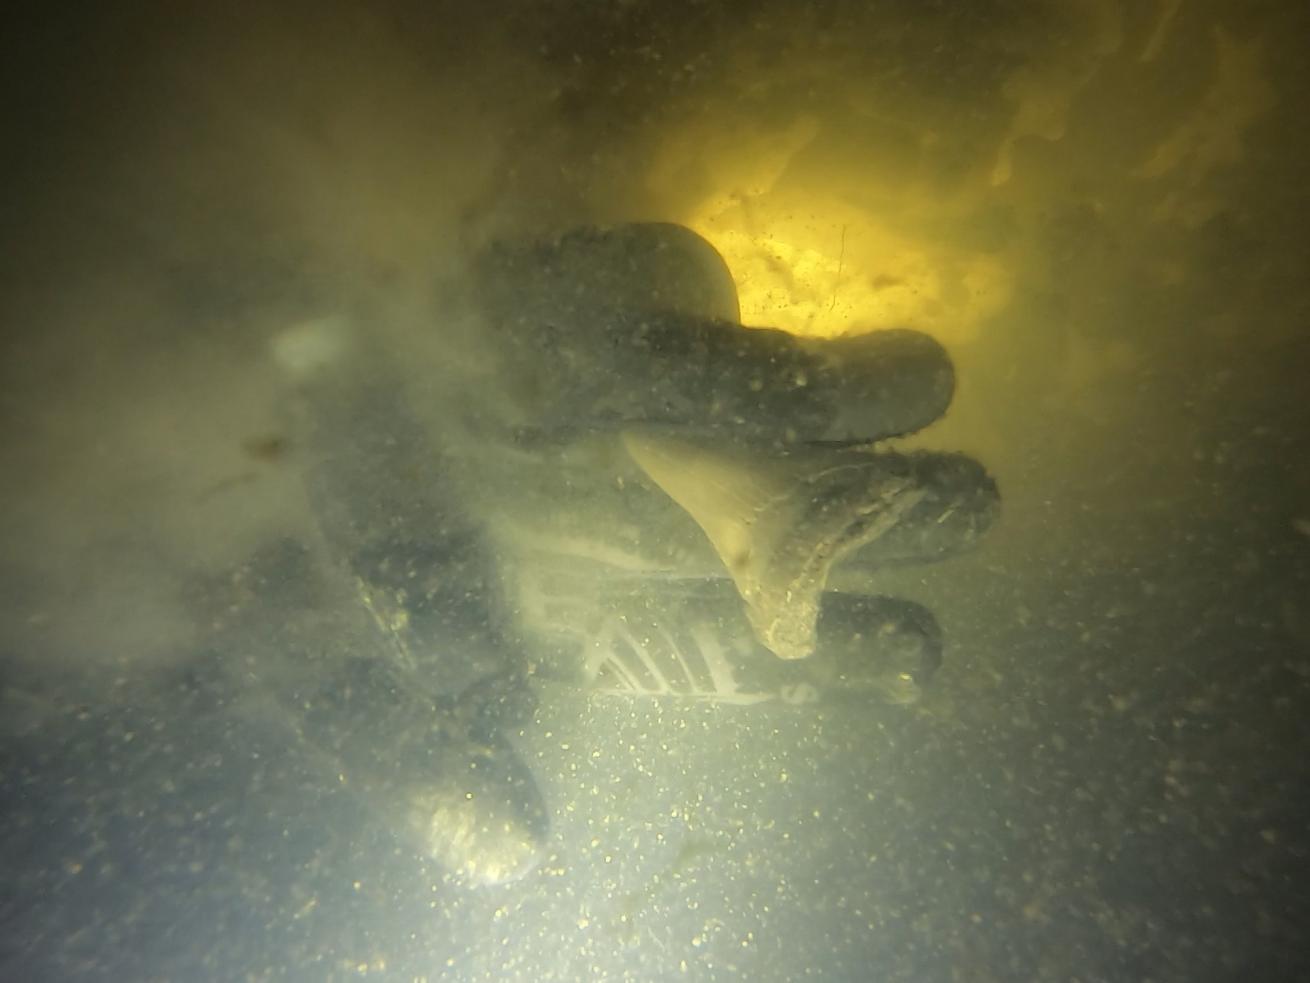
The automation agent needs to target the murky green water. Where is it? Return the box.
[2,2,1307,979]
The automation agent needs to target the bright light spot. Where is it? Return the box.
[686,197,1012,343]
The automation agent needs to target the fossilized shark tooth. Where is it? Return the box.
[621,431,928,660]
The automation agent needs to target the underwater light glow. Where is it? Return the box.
[684,194,1012,343]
